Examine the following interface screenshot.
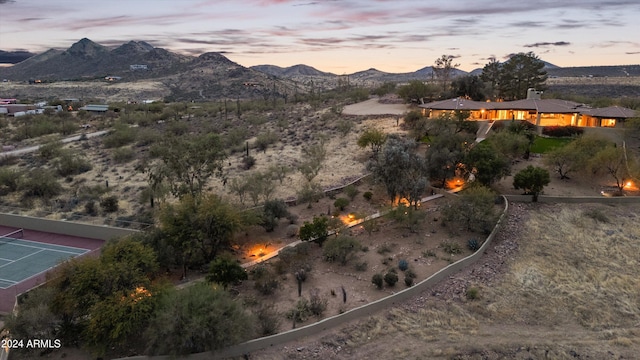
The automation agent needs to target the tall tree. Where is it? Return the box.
[433,54,460,94]
[397,80,438,104]
[159,193,247,278]
[451,75,487,101]
[145,283,254,356]
[480,57,501,100]
[465,141,511,186]
[497,52,548,100]
[368,136,428,206]
[151,133,226,200]
[357,127,387,157]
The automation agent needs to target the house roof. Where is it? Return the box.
[420,97,635,117]
[79,104,109,112]
[420,98,489,111]
[580,106,637,119]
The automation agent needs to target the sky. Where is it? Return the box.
[0,0,639,73]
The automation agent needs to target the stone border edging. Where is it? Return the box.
[504,194,640,204]
[115,195,508,360]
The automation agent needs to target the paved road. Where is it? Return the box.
[0,129,111,158]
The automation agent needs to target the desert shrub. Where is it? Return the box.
[308,288,327,316]
[112,147,135,163]
[441,241,463,255]
[354,261,368,272]
[363,191,373,201]
[242,155,256,170]
[583,208,610,223]
[286,213,298,224]
[322,235,361,265]
[398,259,409,271]
[254,132,279,152]
[100,195,119,213]
[377,242,394,254]
[466,286,480,300]
[286,298,312,323]
[467,239,480,251]
[255,304,281,336]
[20,170,62,199]
[372,273,384,289]
[422,249,436,257]
[255,276,279,296]
[333,197,349,211]
[103,123,137,148]
[0,168,21,193]
[39,141,63,160]
[84,201,98,216]
[404,276,414,287]
[299,216,329,246]
[343,184,359,200]
[56,151,92,176]
[261,199,290,232]
[384,271,398,287]
[405,268,416,280]
[542,126,584,137]
[285,224,299,238]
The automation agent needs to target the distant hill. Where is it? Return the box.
[0,38,299,101]
[0,50,36,64]
[547,65,640,78]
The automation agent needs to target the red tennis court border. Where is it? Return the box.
[0,225,104,314]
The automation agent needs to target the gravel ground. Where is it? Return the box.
[249,202,530,359]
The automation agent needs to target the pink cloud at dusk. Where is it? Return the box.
[0,0,638,73]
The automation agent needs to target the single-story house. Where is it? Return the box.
[79,104,109,113]
[419,90,637,128]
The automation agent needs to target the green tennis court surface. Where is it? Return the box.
[0,236,88,289]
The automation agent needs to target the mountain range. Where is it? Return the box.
[1,38,639,101]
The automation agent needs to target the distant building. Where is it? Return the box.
[79,104,109,113]
[105,76,122,81]
[130,64,148,71]
[419,89,638,129]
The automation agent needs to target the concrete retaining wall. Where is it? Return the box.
[114,197,509,360]
[504,194,640,204]
[0,213,139,241]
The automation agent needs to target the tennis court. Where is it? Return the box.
[0,229,89,289]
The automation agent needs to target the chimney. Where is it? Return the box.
[527,88,543,100]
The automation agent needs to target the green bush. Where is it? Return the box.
[112,147,135,164]
[84,201,98,216]
[372,273,384,289]
[56,151,92,176]
[344,184,359,200]
[384,271,398,287]
[333,197,349,211]
[441,241,463,255]
[308,288,327,316]
[100,195,119,213]
[404,276,414,287]
[542,126,584,137]
[20,170,62,199]
[322,236,361,265]
[0,168,21,193]
[354,261,368,272]
[363,191,373,201]
[103,123,137,148]
[39,141,63,160]
[254,132,279,152]
[466,286,480,300]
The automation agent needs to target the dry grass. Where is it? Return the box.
[486,204,640,332]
